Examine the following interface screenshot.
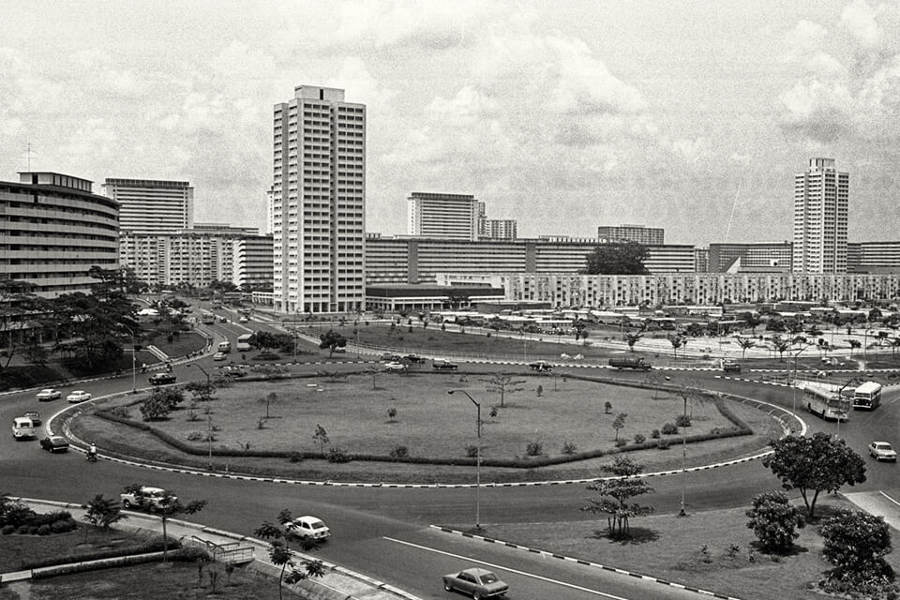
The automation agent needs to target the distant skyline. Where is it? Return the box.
[2,0,899,245]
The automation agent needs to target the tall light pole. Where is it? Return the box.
[191,364,213,470]
[448,389,481,529]
[118,323,137,394]
[679,388,688,517]
[790,343,813,418]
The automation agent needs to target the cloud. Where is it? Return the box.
[841,0,882,48]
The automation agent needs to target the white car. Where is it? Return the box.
[66,390,92,403]
[120,486,175,510]
[36,388,62,401]
[384,361,407,372]
[213,352,227,361]
[868,441,897,462]
[285,516,330,541]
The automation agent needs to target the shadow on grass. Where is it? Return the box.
[748,539,810,558]
[587,526,660,545]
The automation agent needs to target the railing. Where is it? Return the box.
[187,536,254,564]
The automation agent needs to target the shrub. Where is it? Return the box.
[650,429,660,439]
[676,414,692,428]
[109,406,130,418]
[37,524,51,536]
[174,546,211,563]
[17,525,29,534]
[525,440,543,457]
[326,447,352,463]
[746,491,805,553]
[287,452,302,463]
[2,525,14,534]
[465,445,479,458]
[661,422,679,435]
[561,442,578,455]
[51,520,74,533]
[633,433,646,444]
[657,439,670,450]
[389,445,409,458]
[185,431,204,441]
[615,439,627,447]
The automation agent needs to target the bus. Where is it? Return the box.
[803,385,851,421]
[853,381,882,410]
[236,333,253,352]
[201,310,216,325]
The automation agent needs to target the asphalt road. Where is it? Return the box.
[3,344,899,599]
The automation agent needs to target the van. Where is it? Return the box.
[12,416,36,440]
[217,341,231,353]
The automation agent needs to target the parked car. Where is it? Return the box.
[529,360,553,372]
[36,388,61,401]
[66,390,92,403]
[332,346,347,353]
[149,373,177,385]
[219,366,246,378]
[384,361,407,372]
[404,354,426,364]
[218,315,228,323]
[868,441,897,462]
[238,316,249,323]
[40,436,70,453]
[443,567,509,599]
[433,360,459,371]
[120,486,174,510]
[284,516,331,541]
[380,353,403,362]
[24,411,41,426]
[213,352,227,361]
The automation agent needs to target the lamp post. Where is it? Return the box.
[118,323,137,394]
[679,388,688,517]
[790,343,813,418]
[191,364,213,470]
[448,389,481,529]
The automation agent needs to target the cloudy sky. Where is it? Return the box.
[2,0,899,245]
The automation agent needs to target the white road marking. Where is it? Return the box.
[383,536,630,599]
[879,491,900,507]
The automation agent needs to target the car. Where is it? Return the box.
[442,567,509,599]
[238,316,249,323]
[219,365,246,378]
[381,353,403,362]
[218,315,228,323]
[66,390,92,403]
[285,516,331,541]
[404,354,426,364]
[36,388,61,401]
[433,360,459,371]
[529,360,553,372]
[213,352,227,361]
[149,373,177,385]
[332,346,347,353]
[384,361,407,372]
[868,441,897,462]
[40,436,70,453]
[120,486,175,510]
[24,411,41,426]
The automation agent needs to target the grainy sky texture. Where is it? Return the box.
[1,0,898,244]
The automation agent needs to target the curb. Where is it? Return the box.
[431,525,745,600]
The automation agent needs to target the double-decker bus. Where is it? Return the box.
[803,385,850,421]
[853,381,882,410]
[236,333,253,352]
[201,310,216,325]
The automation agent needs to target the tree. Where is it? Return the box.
[184,380,217,403]
[255,509,325,600]
[738,311,763,334]
[249,331,280,354]
[762,433,867,518]
[737,338,755,359]
[623,333,642,352]
[820,509,895,591]
[82,494,127,535]
[140,393,174,421]
[848,339,862,355]
[445,289,470,310]
[259,392,278,420]
[582,456,654,537]
[318,330,347,357]
[484,373,525,408]
[312,424,329,453]
[668,334,685,358]
[612,413,627,441]
[745,491,804,553]
[123,485,206,562]
[582,242,649,275]
[604,401,613,414]
[771,335,791,361]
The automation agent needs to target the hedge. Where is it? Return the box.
[23,536,181,570]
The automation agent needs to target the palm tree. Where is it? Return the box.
[737,338,755,359]
[668,335,685,358]
[624,333,642,352]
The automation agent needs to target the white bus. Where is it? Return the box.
[804,386,851,421]
[853,381,882,410]
[236,333,253,352]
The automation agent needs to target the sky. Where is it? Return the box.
[2,0,899,246]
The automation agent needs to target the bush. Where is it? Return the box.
[287,452,302,463]
[650,429,660,439]
[2,524,14,534]
[661,422,679,435]
[676,414,692,428]
[657,439,670,450]
[525,440,543,457]
[51,519,75,533]
[633,433,646,444]
[746,491,804,553]
[37,524,51,536]
[174,546,211,563]
[17,525,29,534]
[615,439,627,447]
[465,445,479,458]
[185,431,204,441]
[389,445,409,458]
[326,447,352,463]
[561,442,578,455]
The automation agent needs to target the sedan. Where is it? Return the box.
[213,352,227,361]
[868,441,897,462]
[443,568,509,599]
[285,516,331,541]
[384,361,407,372]
[66,390,92,403]
[40,436,70,453]
[36,388,62,401]
[149,373,177,385]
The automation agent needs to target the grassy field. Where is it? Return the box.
[0,526,155,573]
[470,498,900,600]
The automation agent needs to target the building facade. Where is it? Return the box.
[847,241,900,273]
[708,242,793,273]
[597,224,664,245]
[0,172,119,297]
[232,235,274,290]
[272,85,366,314]
[792,158,849,273]
[407,192,478,240]
[102,178,193,235]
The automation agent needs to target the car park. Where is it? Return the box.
[40,436,70,453]
[529,360,553,372]
[384,361,407,372]
[66,390,92,403]
[284,515,331,541]
[868,441,897,462]
[149,373,177,385]
[433,360,459,371]
[36,388,61,401]
[213,352,227,361]
[442,567,509,599]
[120,486,174,510]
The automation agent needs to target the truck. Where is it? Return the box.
[608,357,652,371]
[722,359,741,373]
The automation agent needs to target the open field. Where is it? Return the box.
[0,526,155,573]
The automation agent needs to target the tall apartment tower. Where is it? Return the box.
[792,158,849,273]
[407,192,478,240]
[102,178,193,234]
[272,85,366,314]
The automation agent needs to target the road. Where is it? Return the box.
[3,337,899,599]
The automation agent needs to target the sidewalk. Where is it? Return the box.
[4,498,420,600]
[844,491,900,532]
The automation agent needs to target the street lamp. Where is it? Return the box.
[678,388,688,517]
[191,364,213,470]
[790,343,814,418]
[448,389,481,529]
[118,323,137,394]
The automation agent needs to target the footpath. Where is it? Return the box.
[1,498,420,600]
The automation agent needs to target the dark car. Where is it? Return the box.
[24,411,42,426]
[433,360,459,371]
[529,360,553,372]
[40,436,70,453]
[404,354,427,364]
[381,353,403,362]
[149,373,177,385]
[443,567,508,599]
